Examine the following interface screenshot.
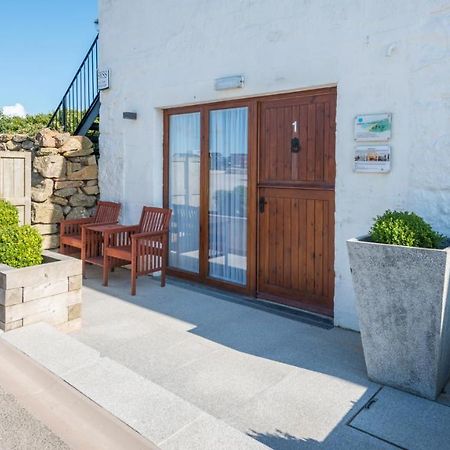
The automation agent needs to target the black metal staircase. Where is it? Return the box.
[48,35,100,154]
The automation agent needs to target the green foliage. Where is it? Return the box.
[369,210,445,249]
[0,200,42,268]
[0,225,43,268]
[0,112,52,136]
[0,200,19,227]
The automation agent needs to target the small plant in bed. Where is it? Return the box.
[0,200,42,268]
[369,210,445,249]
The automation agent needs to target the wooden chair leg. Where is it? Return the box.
[131,264,137,296]
[103,255,110,286]
[161,267,166,287]
[59,243,65,255]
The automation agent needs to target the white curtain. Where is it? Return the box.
[208,107,248,285]
[168,112,201,273]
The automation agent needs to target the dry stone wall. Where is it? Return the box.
[0,129,99,250]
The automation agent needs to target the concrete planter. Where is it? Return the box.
[347,237,450,400]
[0,251,82,332]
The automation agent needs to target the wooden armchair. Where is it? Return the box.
[59,201,121,256]
[102,206,172,295]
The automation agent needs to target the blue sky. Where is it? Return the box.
[0,0,98,115]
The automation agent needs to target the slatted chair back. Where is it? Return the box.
[94,201,121,224]
[138,206,172,234]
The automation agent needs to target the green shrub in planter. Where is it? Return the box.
[0,200,19,227]
[369,210,445,249]
[0,225,42,268]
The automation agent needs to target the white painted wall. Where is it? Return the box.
[98,0,450,330]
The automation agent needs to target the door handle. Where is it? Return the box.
[259,196,267,213]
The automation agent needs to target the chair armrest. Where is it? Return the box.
[104,225,140,235]
[61,217,95,226]
[131,231,166,240]
[60,217,95,236]
[80,220,119,229]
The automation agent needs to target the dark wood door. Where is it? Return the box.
[257,89,336,316]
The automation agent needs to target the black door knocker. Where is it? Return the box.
[291,137,300,153]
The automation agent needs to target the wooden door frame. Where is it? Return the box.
[163,87,336,301]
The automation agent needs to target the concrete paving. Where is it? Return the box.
[74,266,389,448]
[5,265,450,449]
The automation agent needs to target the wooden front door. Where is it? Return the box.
[257,89,336,316]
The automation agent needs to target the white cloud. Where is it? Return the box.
[2,103,27,118]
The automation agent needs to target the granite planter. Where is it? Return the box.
[347,236,450,400]
[0,251,82,332]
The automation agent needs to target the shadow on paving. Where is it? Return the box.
[79,266,393,449]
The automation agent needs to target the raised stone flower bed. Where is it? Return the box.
[0,251,82,332]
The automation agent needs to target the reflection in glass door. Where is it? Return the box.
[168,112,200,273]
[208,107,248,285]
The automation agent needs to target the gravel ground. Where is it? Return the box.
[0,385,70,450]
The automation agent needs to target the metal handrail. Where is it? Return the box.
[48,35,99,134]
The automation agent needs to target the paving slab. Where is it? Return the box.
[2,322,100,376]
[160,347,294,418]
[63,356,203,445]
[350,386,450,449]
[160,414,268,450]
[225,367,379,447]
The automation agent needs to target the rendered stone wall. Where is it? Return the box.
[0,251,82,332]
[0,129,99,250]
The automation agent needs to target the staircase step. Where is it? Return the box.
[2,324,268,449]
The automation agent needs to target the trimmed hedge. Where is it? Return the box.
[369,210,445,249]
[0,200,42,268]
[0,200,19,227]
[0,225,43,268]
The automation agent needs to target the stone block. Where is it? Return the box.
[61,136,93,157]
[68,303,82,320]
[6,140,22,151]
[0,251,81,289]
[4,290,80,323]
[68,275,82,291]
[21,139,34,150]
[54,132,70,148]
[23,278,68,302]
[0,319,23,332]
[82,185,99,195]
[50,196,68,206]
[67,165,98,181]
[347,237,450,400]
[32,224,58,235]
[31,178,53,203]
[54,180,83,189]
[65,206,89,220]
[69,192,96,207]
[53,187,77,197]
[22,303,69,327]
[86,180,97,186]
[0,288,22,306]
[32,201,64,224]
[33,154,66,178]
[36,128,57,148]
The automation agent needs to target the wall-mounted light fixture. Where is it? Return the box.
[214,75,244,91]
[123,112,137,120]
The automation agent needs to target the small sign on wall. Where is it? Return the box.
[354,113,391,141]
[354,145,391,173]
[97,69,110,90]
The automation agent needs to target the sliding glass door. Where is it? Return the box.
[165,104,250,289]
[168,112,200,273]
[208,107,248,285]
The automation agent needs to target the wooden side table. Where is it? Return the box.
[82,223,121,275]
